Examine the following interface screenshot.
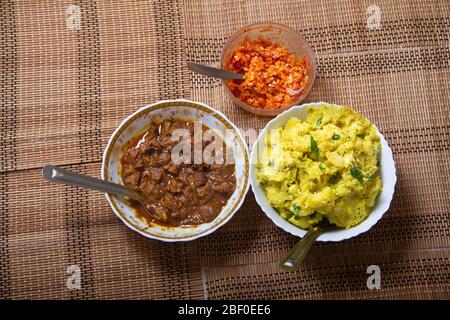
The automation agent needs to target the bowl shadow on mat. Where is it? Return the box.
[197,192,270,261]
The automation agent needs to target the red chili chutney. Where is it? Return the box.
[225,37,309,110]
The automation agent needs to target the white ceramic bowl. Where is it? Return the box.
[250,102,397,241]
[102,99,250,242]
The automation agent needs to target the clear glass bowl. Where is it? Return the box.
[220,22,317,116]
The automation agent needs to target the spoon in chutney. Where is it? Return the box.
[42,164,162,222]
[187,62,244,80]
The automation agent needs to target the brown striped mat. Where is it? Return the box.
[0,0,448,299]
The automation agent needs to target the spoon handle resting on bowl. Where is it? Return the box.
[279,227,323,271]
[42,164,142,201]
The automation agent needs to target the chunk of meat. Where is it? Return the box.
[157,151,171,165]
[170,207,188,219]
[181,211,204,225]
[124,148,140,161]
[123,171,141,189]
[208,170,226,183]
[193,171,207,187]
[122,148,144,168]
[160,193,180,211]
[140,180,163,200]
[178,167,194,183]
[198,204,217,222]
[167,179,184,193]
[141,154,158,167]
[197,182,212,198]
[121,164,135,176]
[143,167,163,182]
[179,188,197,204]
[147,205,168,222]
[211,181,234,195]
[164,163,181,175]
[140,137,161,154]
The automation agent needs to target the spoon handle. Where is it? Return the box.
[279,227,323,271]
[42,164,141,200]
[187,63,244,80]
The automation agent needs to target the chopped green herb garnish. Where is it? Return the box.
[292,203,301,213]
[332,133,340,140]
[357,133,366,139]
[376,152,381,167]
[350,165,365,183]
[316,117,323,127]
[319,163,325,171]
[310,135,319,160]
[285,212,294,220]
[329,172,342,185]
[268,160,273,167]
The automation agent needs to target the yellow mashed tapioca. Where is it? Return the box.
[256,104,382,229]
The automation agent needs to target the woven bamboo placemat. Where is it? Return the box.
[0,0,448,299]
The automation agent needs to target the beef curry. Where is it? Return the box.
[120,119,236,227]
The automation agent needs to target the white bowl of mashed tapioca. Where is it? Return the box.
[250,102,396,242]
